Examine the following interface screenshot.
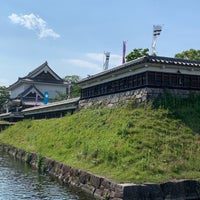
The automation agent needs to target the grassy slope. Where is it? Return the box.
[0,97,200,184]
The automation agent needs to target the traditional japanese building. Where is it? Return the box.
[6,61,68,112]
[2,55,200,122]
[78,55,200,107]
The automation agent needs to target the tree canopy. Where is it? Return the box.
[174,49,200,61]
[0,86,9,113]
[63,75,81,83]
[64,75,81,98]
[54,75,81,101]
[125,48,149,62]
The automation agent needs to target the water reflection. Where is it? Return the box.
[0,151,95,200]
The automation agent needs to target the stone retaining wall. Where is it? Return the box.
[79,87,200,108]
[1,144,200,200]
[1,144,123,200]
[79,88,149,109]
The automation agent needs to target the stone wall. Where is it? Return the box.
[79,88,149,109]
[79,87,200,108]
[1,144,200,200]
[1,144,123,200]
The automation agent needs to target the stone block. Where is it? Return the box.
[79,171,91,184]
[90,174,103,188]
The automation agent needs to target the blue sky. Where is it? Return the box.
[1,0,200,86]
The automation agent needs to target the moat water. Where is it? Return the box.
[0,151,95,200]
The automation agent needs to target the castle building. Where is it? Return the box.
[78,55,200,106]
[6,61,67,112]
[2,55,200,122]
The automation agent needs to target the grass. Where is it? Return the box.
[0,94,200,184]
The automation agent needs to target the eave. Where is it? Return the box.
[77,55,200,87]
[8,78,67,91]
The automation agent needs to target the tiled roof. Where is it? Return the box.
[8,61,66,90]
[147,56,200,67]
[25,61,63,81]
[78,55,200,84]
[17,85,44,98]
[27,61,48,77]
[22,97,80,112]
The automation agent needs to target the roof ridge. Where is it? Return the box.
[78,55,200,84]
[26,61,48,78]
[147,55,200,63]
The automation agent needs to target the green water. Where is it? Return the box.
[0,151,96,200]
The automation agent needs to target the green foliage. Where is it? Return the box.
[126,48,149,62]
[37,154,46,173]
[53,91,67,101]
[63,75,81,83]
[174,48,200,61]
[53,75,81,101]
[0,98,200,183]
[64,75,81,98]
[153,92,200,133]
[25,152,32,164]
[69,84,81,98]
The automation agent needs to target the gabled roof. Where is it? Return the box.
[78,55,200,84]
[26,61,63,81]
[17,85,44,99]
[8,61,67,90]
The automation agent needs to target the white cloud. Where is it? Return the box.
[62,52,122,76]
[8,13,60,39]
[86,52,122,67]
[86,53,104,62]
[67,59,101,71]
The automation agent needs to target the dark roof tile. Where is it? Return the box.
[78,55,200,84]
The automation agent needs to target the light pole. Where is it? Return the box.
[152,25,162,55]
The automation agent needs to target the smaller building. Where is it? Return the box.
[22,97,79,119]
[78,55,200,107]
[6,61,68,112]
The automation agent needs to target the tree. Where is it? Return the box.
[64,75,81,98]
[0,86,10,113]
[54,75,81,101]
[174,49,200,61]
[63,75,81,83]
[126,48,149,62]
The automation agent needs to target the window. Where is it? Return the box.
[155,73,162,86]
[133,75,137,87]
[183,75,190,88]
[148,72,155,85]
[137,74,143,86]
[128,76,134,88]
[81,71,200,99]
[142,72,147,85]
[191,76,198,88]
[162,74,170,87]
[170,75,177,87]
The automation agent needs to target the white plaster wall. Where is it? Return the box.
[35,84,66,99]
[10,82,66,99]
[10,83,30,99]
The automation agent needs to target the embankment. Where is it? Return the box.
[1,144,200,200]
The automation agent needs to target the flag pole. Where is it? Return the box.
[122,41,126,64]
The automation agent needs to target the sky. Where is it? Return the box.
[1,0,200,86]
